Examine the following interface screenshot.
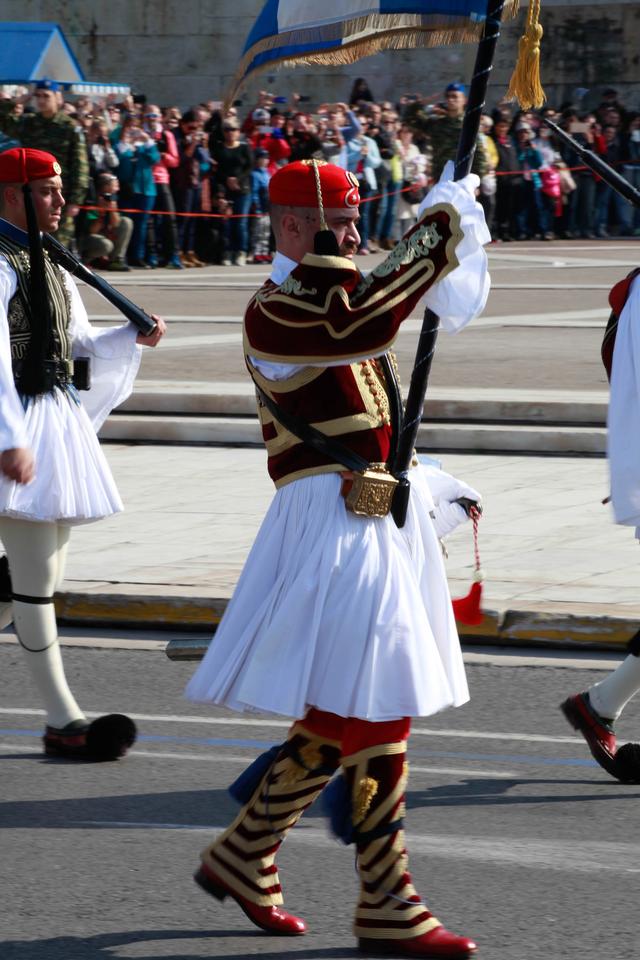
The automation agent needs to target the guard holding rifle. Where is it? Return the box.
[0,147,165,761]
[186,159,488,957]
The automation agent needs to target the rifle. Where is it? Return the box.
[42,233,157,336]
[543,117,640,209]
[391,0,507,527]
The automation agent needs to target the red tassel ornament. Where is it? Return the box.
[452,507,484,626]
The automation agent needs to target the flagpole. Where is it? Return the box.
[391,0,507,527]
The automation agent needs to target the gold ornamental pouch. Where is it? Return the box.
[341,464,398,519]
[252,379,400,519]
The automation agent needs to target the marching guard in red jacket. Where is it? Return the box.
[187,158,490,957]
[562,269,640,785]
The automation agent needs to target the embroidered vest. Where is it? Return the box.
[0,233,72,386]
[249,355,399,488]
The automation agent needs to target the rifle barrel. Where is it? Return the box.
[543,117,640,209]
[42,234,157,336]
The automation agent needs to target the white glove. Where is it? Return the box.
[421,464,482,539]
[418,159,491,333]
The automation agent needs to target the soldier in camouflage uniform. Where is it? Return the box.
[404,82,488,182]
[0,80,89,249]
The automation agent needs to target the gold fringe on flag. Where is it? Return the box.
[224,3,522,112]
[506,0,546,109]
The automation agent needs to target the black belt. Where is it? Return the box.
[14,356,90,392]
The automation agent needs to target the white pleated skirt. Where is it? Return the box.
[0,386,122,524]
[186,466,469,721]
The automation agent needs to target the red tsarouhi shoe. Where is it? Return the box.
[560,691,618,776]
[359,924,477,957]
[194,863,307,935]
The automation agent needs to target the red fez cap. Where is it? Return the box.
[269,160,360,209]
[0,148,62,184]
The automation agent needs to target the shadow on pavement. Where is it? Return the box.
[406,777,640,807]
[3,775,640,831]
[0,930,360,960]
[0,788,237,830]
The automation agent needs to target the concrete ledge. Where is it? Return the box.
[45,589,636,655]
[120,382,609,426]
[100,415,607,454]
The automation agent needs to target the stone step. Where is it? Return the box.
[119,381,608,426]
[100,413,607,455]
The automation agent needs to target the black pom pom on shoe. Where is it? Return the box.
[85,713,137,761]
[612,742,640,784]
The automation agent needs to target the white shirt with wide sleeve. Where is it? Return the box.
[608,276,640,536]
[0,255,141,523]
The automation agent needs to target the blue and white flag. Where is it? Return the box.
[227,0,520,104]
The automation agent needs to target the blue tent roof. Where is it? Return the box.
[0,22,85,83]
[0,21,130,93]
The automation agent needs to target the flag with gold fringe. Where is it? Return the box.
[227,0,523,106]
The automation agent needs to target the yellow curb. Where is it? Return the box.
[55,592,225,629]
[51,592,635,656]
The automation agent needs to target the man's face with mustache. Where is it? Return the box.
[298,207,361,259]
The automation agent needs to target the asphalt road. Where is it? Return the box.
[1,634,639,960]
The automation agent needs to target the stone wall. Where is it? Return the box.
[2,1,639,113]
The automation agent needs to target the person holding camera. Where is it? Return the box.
[87,120,119,181]
[115,119,160,268]
[211,119,253,267]
[404,83,487,182]
[143,104,182,268]
[79,173,132,272]
[559,109,600,239]
[287,112,323,162]
[172,110,212,267]
[344,116,381,254]
[249,109,291,175]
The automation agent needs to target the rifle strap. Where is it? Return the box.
[255,382,371,474]
[253,352,404,476]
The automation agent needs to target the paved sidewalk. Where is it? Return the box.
[54,443,640,651]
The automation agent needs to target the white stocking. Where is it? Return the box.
[0,517,84,729]
[589,655,640,722]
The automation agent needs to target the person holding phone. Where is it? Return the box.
[144,104,181,268]
[172,110,211,267]
[559,109,600,239]
[115,120,160,267]
[87,120,119,180]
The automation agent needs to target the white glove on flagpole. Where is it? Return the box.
[418,159,491,333]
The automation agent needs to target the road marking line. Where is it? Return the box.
[0,707,584,745]
[0,742,517,777]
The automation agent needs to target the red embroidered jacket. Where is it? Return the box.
[244,202,463,487]
[602,268,640,382]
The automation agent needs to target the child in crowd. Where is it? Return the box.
[250,148,272,263]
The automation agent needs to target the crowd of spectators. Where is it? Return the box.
[0,79,638,269]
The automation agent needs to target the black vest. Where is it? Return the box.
[0,232,72,388]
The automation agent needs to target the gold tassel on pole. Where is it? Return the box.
[506,0,546,109]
